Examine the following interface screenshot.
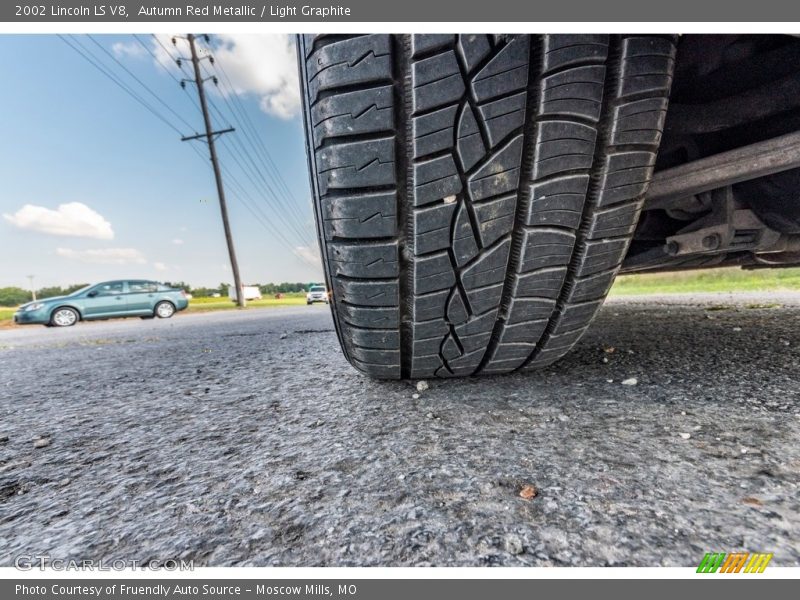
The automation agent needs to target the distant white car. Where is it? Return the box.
[228,285,262,302]
[306,285,329,305]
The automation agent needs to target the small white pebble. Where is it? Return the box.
[412,393,420,400]
[621,377,638,386]
[679,433,691,440]
[606,379,614,383]
[733,327,742,332]
[443,195,457,204]
[416,380,429,392]
[741,447,748,454]
[602,357,609,364]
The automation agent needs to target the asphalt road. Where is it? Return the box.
[0,294,798,567]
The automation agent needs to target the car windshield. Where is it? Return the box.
[310,287,326,292]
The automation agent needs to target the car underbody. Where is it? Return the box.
[623,33,800,275]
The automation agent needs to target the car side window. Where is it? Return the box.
[96,282,124,296]
[129,281,157,293]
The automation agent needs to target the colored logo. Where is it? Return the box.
[697,552,773,573]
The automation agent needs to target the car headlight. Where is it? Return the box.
[24,302,45,311]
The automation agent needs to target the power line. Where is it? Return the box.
[218,162,320,270]
[186,140,317,269]
[160,35,318,270]
[224,172,318,267]
[136,34,203,117]
[183,37,315,248]
[218,134,306,239]
[60,34,320,278]
[199,37,315,235]
[152,34,192,77]
[203,78,314,243]
[203,38,301,200]
[85,34,198,133]
[58,35,185,136]
[134,34,181,83]
[163,34,317,270]
[207,99,315,246]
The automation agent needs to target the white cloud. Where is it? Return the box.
[146,34,300,120]
[115,34,300,119]
[112,41,146,59]
[295,245,322,267]
[210,34,300,119]
[3,202,114,240]
[153,262,168,271]
[172,238,184,245]
[56,247,146,265]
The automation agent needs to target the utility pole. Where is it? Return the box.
[27,275,36,301]
[178,33,245,307]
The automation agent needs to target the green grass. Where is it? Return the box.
[610,267,800,296]
[186,294,308,312]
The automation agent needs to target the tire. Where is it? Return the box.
[50,307,79,328]
[298,34,676,379]
[154,301,175,319]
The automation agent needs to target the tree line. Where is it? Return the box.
[0,283,89,307]
[0,281,322,306]
[164,282,317,297]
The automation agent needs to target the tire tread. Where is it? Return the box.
[299,34,675,378]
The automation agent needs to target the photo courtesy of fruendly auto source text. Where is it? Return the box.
[0,0,798,597]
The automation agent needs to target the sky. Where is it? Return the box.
[0,34,322,290]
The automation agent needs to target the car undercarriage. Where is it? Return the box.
[624,34,800,274]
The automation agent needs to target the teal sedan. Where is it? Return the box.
[13,280,190,327]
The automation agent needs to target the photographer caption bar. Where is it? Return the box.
[0,0,797,597]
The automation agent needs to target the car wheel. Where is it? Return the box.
[50,307,79,328]
[154,301,176,319]
[298,34,676,378]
